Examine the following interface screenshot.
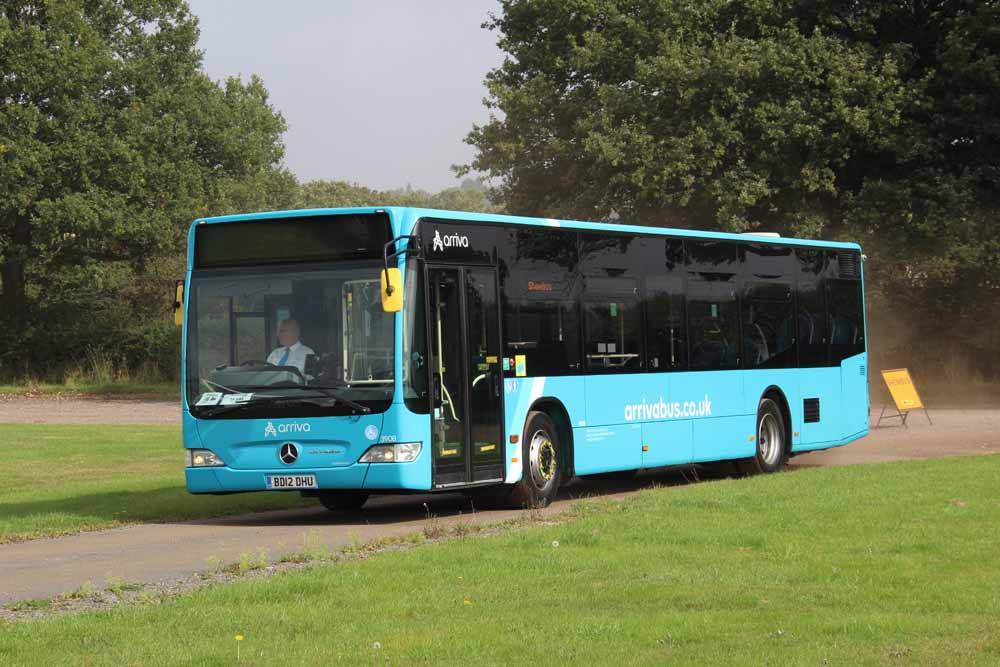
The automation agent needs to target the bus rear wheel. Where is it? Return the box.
[738,398,788,475]
[510,411,563,509]
[317,492,369,512]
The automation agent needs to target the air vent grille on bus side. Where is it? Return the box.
[803,398,821,423]
[837,252,860,279]
[860,365,866,377]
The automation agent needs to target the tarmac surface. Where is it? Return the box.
[0,402,997,605]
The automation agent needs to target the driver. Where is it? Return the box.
[267,318,314,374]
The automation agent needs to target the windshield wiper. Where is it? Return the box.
[237,384,372,415]
[196,395,283,418]
[303,386,372,414]
[195,387,370,417]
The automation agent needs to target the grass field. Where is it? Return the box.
[1,455,997,665]
[0,424,312,543]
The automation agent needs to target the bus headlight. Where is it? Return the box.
[186,449,225,467]
[359,442,422,463]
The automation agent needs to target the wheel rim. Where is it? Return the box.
[758,412,783,466]
[528,429,557,488]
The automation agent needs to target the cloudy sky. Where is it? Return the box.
[188,0,503,191]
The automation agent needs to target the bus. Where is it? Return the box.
[177,207,868,509]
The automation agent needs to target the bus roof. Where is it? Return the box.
[193,206,862,252]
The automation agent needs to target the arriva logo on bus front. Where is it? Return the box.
[432,229,469,252]
[623,395,712,421]
[264,421,312,438]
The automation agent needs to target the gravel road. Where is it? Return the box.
[0,395,179,425]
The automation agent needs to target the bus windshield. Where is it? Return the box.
[186,261,394,417]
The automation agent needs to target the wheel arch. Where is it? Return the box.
[528,396,575,478]
[760,385,793,456]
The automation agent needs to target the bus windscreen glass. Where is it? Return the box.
[186,263,394,417]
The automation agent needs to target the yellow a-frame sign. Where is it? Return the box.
[876,368,932,428]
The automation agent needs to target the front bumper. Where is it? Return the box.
[186,464,369,493]
[185,458,431,493]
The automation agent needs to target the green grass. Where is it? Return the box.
[0,382,177,398]
[2,456,998,665]
[0,424,312,543]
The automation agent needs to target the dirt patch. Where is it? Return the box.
[790,409,1000,466]
[0,396,179,425]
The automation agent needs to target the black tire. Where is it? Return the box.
[737,397,788,475]
[510,411,563,508]
[316,492,369,512]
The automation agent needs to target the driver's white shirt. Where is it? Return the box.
[267,340,314,374]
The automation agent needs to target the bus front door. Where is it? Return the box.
[427,266,504,488]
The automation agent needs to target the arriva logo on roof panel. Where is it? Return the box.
[432,229,468,252]
[264,421,312,438]
[623,395,712,421]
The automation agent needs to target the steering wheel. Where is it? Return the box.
[240,360,277,367]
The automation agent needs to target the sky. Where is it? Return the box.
[188,0,504,192]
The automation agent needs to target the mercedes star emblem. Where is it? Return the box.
[279,442,298,465]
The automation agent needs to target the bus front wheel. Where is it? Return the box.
[510,411,563,508]
[738,398,788,475]
[317,492,369,512]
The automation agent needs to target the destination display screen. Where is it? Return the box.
[194,212,392,269]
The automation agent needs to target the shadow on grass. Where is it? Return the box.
[182,466,706,529]
[0,486,313,541]
[1,466,712,540]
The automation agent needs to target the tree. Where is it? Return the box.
[0,1,287,375]
[463,1,1000,375]
[295,180,501,214]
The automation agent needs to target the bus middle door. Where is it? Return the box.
[426,265,504,488]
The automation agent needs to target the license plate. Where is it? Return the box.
[266,474,317,490]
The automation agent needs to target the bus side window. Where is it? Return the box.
[686,241,739,370]
[828,278,864,362]
[579,233,646,373]
[645,274,686,370]
[742,283,794,369]
[500,226,581,376]
[582,276,642,372]
[687,277,739,370]
[403,263,429,413]
[796,249,831,367]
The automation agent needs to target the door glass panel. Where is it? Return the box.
[466,269,503,479]
[235,315,267,363]
[196,295,232,371]
[342,280,394,383]
[429,269,466,480]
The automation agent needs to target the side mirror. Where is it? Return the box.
[381,267,403,313]
[173,279,184,327]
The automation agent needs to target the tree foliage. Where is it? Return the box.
[0,0,287,376]
[295,178,500,213]
[463,0,1000,372]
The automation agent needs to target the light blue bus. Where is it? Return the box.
[178,207,868,509]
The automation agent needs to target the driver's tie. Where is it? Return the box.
[278,348,291,366]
